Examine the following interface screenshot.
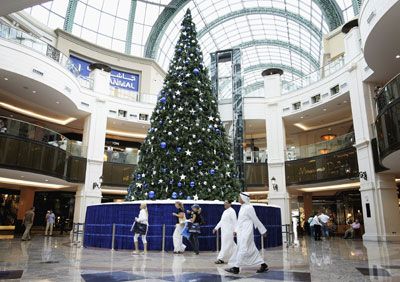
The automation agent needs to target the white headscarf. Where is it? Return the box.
[240,192,250,204]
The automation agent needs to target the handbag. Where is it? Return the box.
[188,222,201,234]
[132,221,148,235]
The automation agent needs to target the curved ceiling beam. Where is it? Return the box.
[197,7,322,39]
[244,63,306,78]
[144,0,344,59]
[314,0,344,30]
[232,39,320,69]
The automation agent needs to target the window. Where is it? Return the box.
[330,85,340,95]
[293,102,301,110]
[118,110,127,118]
[311,94,321,104]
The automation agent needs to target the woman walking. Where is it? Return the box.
[172,201,186,254]
[132,202,148,254]
[188,204,202,255]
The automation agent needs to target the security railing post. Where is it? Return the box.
[162,224,166,252]
[111,224,116,251]
[216,229,219,252]
[261,232,264,250]
[76,223,79,244]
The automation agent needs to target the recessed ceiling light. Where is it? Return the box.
[396,55,400,59]
[9,115,13,117]
[323,108,327,111]
[56,101,60,104]
[21,175,24,178]
[4,78,8,81]
[45,179,49,182]
[32,90,36,93]
[300,116,304,119]
[343,100,347,104]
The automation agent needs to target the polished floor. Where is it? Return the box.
[1,235,400,281]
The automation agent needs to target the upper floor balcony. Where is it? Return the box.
[375,72,400,174]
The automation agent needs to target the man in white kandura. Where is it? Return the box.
[226,192,268,274]
[213,200,237,264]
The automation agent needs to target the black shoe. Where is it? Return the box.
[225,267,239,274]
[256,263,269,273]
[215,259,225,264]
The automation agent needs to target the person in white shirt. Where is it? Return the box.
[132,203,149,254]
[226,192,268,274]
[343,219,361,239]
[213,200,237,264]
[318,212,330,238]
[311,212,323,241]
[45,210,55,236]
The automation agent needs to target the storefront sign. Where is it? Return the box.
[69,55,140,92]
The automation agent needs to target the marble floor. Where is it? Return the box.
[1,235,400,281]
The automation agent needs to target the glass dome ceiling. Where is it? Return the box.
[24,0,360,95]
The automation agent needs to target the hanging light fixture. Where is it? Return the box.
[321,134,336,141]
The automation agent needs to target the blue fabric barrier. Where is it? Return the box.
[83,201,282,251]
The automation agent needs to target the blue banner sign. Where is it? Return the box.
[70,55,140,92]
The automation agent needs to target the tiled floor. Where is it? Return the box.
[1,236,400,281]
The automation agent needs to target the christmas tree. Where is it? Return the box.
[126,9,240,201]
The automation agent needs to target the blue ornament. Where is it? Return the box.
[136,174,141,180]
[160,142,167,149]
[209,169,215,175]
[148,191,155,199]
[179,191,183,196]
[169,180,174,185]
[162,168,167,173]
[172,192,177,199]
[190,181,195,187]
[178,182,182,187]
[177,48,182,53]
[159,96,167,104]
[193,68,200,75]
[176,147,182,152]
[197,160,203,166]
[187,196,192,200]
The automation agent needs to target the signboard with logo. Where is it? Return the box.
[69,55,140,92]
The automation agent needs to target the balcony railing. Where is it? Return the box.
[282,56,345,94]
[109,87,158,104]
[285,147,359,185]
[375,73,400,160]
[0,21,80,78]
[0,116,86,158]
[286,132,355,160]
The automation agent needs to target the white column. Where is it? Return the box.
[345,27,400,242]
[263,71,290,226]
[73,68,109,223]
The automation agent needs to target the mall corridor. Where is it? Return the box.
[0,236,399,281]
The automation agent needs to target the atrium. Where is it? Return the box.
[0,0,400,281]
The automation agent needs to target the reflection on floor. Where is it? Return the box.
[0,236,400,281]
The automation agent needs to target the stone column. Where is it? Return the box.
[73,65,110,224]
[303,193,313,219]
[263,68,290,226]
[17,188,35,220]
[344,25,400,241]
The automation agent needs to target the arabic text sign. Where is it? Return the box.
[70,55,140,92]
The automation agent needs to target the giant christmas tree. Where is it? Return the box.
[126,9,241,201]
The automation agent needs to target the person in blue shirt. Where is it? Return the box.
[45,210,55,236]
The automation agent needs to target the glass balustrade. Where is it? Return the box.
[375,72,400,114]
[104,148,138,165]
[282,56,345,94]
[0,21,80,78]
[0,116,86,158]
[286,132,355,160]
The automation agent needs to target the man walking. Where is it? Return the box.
[311,211,323,241]
[45,210,55,236]
[318,212,330,238]
[22,207,35,241]
[226,192,268,274]
[213,200,237,264]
